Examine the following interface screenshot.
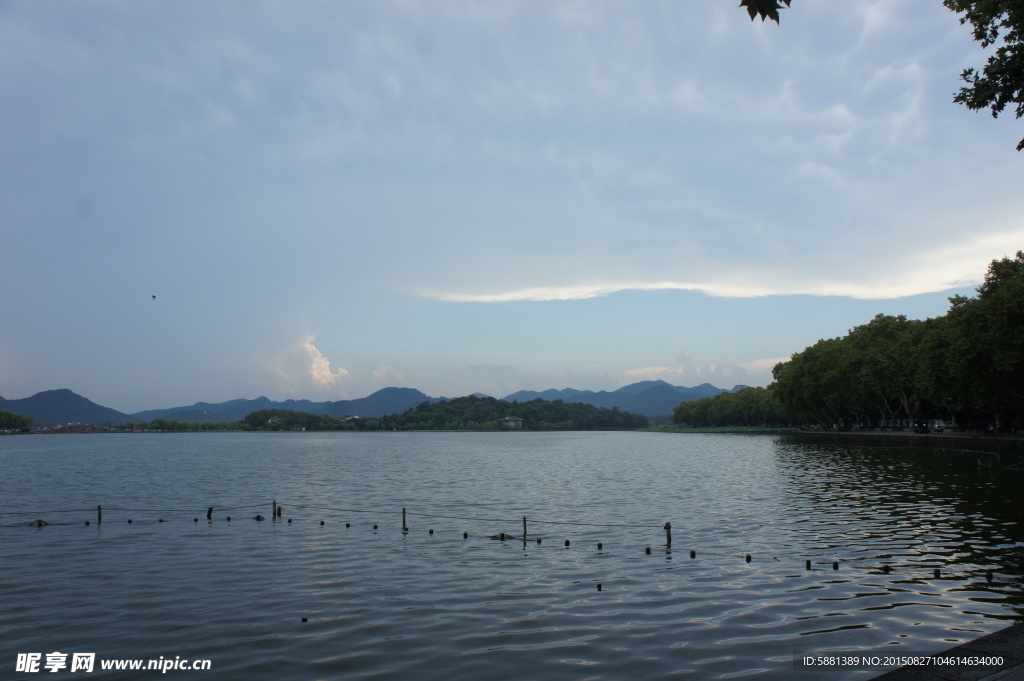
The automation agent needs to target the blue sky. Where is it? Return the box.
[2,0,1021,413]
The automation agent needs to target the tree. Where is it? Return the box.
[0,408,33,431]
[743,0,1024,151]
[943,250,1024,427]
[740,0,791,23]
[946,0,1024,151]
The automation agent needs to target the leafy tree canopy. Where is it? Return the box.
[0,408,33,431]
[743,0,1024,150]
[740,0,791,23]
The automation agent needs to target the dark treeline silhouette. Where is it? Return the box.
[0,408,33,431]
[244,395,649,431]
[675,252,1024,431]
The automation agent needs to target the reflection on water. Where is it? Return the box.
[0,432,1021,680]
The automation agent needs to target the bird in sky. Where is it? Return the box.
[151,295,156,300]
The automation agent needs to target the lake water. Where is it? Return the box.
[1,431,1022,680]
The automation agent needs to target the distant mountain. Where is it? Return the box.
[4,380,731,427]
[502,380,728,417]
[127,387,443,423]
[0,389,128,426]
[337,387,442,418]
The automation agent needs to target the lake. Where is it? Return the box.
[1,431,1021,680]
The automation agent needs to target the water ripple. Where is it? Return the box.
[0,432,1021,680]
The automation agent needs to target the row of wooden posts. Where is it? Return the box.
[78,504,1001,580]
[91,503,672,544]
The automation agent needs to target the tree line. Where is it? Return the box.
[12,397,649,433]
[675,252,1024,431]
[0,408,33,431]
[243,395,649,432]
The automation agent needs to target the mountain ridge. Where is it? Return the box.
[3,381,735,426]
[500,380,729,416]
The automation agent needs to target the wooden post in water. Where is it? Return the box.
[207,507,213,521]
[402,508,408,532]
[523,516,527,541]
[272,500,277,520]
[664,522,671,548]
[97,505,102,525]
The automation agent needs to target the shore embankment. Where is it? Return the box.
[872,622,1024,680]
[791,429,1024,454]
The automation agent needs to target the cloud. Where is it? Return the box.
[665,350,784,388]
[738,357,790,374]
[623,367,688,382]
[372,366,406,385]
[7,0,1023,410]
[303,336,350,388]
[272,337,353,398]
[415,228,1024,303]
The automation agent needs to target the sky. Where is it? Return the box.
[2,0,1022,414]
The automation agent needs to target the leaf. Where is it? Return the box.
[739,0,792,23]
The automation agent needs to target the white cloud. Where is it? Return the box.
[665,351,785,389]
[272,336,351,398]
[738,357,790,374]
[372,366,406,386]
[6,0,1022,408]
[304,336,350,388]
[623,367,688,382]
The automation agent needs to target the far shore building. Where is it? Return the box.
[499,415,524,429]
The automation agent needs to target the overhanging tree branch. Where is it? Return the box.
[741,0,1024,151]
